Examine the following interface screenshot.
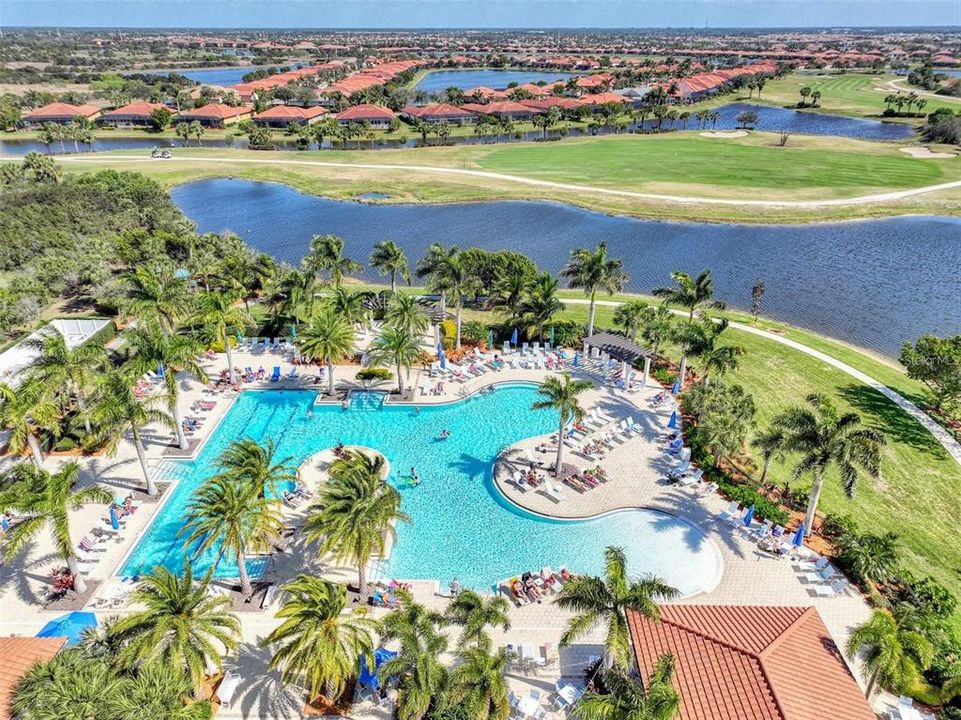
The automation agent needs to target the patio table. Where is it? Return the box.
[516,696,540,718]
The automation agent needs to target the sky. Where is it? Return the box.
[2,0,960,29]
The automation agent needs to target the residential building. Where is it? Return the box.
[178,104,252,127]
[336,104,397,127]
[253,105,329,128]
[99,101,173,128]
[22,102,101,127]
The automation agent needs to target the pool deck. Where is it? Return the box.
[0,344,875,719]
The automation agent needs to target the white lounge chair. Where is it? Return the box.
[804,566,838,584]
[543,480,565,503]
[262,584,279,610]
[797,556,831,572]
[701,481,719,496]
[813,579,847,597]
[217,670,242,709]
[512,470,528,492]
[522,342,530,355]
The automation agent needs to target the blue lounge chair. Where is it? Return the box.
[269,366,281,382]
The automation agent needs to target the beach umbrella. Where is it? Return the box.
[235,331,243,344]
[359,647,398,690]
[572,352,579,367]
[437,343,447,370]
[671,377,681,395]
[487,329,494,349]
[667,410,678,429]
[742,505,755,527]
[109,505,120,530]
[289,324,297,339]
[510,328,519,346]
[36,611,98,646]
[156,365,165,378]
[792,523,806,547]
[549,327,555,345]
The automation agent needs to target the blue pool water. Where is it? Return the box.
[415,69,575,93]
[120,386,722,594]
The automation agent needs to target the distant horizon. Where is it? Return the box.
[5,24,961,32]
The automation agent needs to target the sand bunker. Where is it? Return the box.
[699,130,749,138]
[900,146,957,159]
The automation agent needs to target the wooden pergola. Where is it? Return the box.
[582,331,655,388]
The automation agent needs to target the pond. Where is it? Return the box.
[174,66,264,86]
[170,178,961,356]
[0,137,239,156]
[415,69,575,93]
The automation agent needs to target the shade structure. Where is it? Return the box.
[36,611,97,646]
[109,505,120,530]
[671,377,682,395]
[667,410,678,429]
[792,523,806,547]
[510,328,519,346]
[358,647,398,690]
[742,505,755,527]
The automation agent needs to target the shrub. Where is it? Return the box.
[715,479,790,526]
[462,320,487,343]
[53,437,78,452]
[550,320,582,348]
[355,367,392,388]
[651,366,675,386]
[822,513,859,540]
[439,319,457,348]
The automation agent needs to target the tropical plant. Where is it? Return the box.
[684,381,756,467]
[370,240,411,292]
[0,380,60,467]
[211,437,296,498]
[305,234,362,287]
[181,472,282,600]
[195,290,251,383]
[125,326,207,450]
[445,589,511,649]
[12,648,120,720]
[751,424,788,485]
[108,562,241,695]
[0,461,110,593]
[428,248,480,349]
[560,243,629,338]
[325,286,369,328]
[653,269,725,322]
[303,450,409,599]
[385,292,430,336]
[571,656,681,720]
[107,663,213,719]
[23,330,106,435]
[448,645,511,720]
[613,301,652,342]
[416,243,458,315]
[122,265,192,332]
[770,393,885,536]
[517,272,564,341]
[557,545,679,669]
[297,308,355,396]
[532,373,594,475]
[836,531,900,586]
[368,325,422,394]
[640,304,674,360]
[486,271,527,324]
[263,574,377,702]
[846,608,934,698]
[269,267,317,329]
[90,368,174,496]
[685,317,744,385]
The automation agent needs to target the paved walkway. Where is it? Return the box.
[60,154,961,208]
[566,297,961,468]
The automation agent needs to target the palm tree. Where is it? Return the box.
[0,381,60,468]
[641,304,674,360]
[370,240,411,293]
[125,326,207,450]
[305,234,363,287]
[571,656,681,720]
[561,243,629,338]
[263,575,377,703]
[12,648,122,720]
[368,325,422,395]
[0,462,110,593]
[653,269,725,322]
[181,474,282,600]
[109,563,241,696]
[415,243,457,316]
[445,590,511,649]
[685,318,743,385]
[486,271,528,324]
[108,663,213,720]
[751,425,787,485]
[517,272,564,341]
[297,308,355,396]
[23,331,106,435]
[685,381,756,467]
[449,646,511,720]
[532,373,594,476]
[303,450,409,599]
[270,267,317,329]
[613,300,651,342]
[325,286,368,328]
[385,292,430,336]
[846,608,934,698]
[90,368,175,496]
[557,546,679,669]
[212,437,296,498]
[771,393,885,536]
[195,290,252,383]
[378,600,449,720]
[429,249,480,349]
[123,266,192,332]
[837,531,900,586]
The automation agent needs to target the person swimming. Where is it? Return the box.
[438,429,451,440]
[409,466,421,485]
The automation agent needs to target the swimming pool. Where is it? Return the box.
[120,385,722,595]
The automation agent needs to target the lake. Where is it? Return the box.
[0,137,238,156]
[177,66,264,86]
[170,178,961,356]
[415,69,575,93]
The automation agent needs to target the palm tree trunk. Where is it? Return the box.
[237,549,252,600]
[327,361,335,396]
[455,301,462,349]
[865,666,880,698]
[358,562,368,600]
[324,678,337,702]
[75,387,92,435]
[171,400,188,450]
[396,363,405,394]
[133,428,158,496]
[67,555,87,593]
[803,470,824,536]
[677,355,687,386]
[224,334,236,383]
[554,415,565,476]
[26,432,44,468]
[586,291,597,338]
[390,271,396,293]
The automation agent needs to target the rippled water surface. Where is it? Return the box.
[169,178,960,356]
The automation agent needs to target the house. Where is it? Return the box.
[22,102,101,127]
[0,318,113,387]
[336,104,397,128]
[99,101,173,128]
[626,605,876,720]
[519,97,586,114]
[0,637,67,718]
[579,92,631,109]
[177,103,252,127]
[400,103,478,125]
[463,100,536,122]
[463,86,509,102]
[253,105,328,128]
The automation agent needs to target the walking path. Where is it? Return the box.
[60,154,961,208]
[567,297,961,467]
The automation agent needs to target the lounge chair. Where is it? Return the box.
[269,366,281,382]
[543,480,565,503]
[719,501,741,523]
[813,579,847,597]
[522,342,530,355]
[701,482,719,496]
[797,556,831,572]
[261,584,279,610]
[804,566,838,584]
[511,470,528,491]
[287,367,298,380]
[217,671,242,709]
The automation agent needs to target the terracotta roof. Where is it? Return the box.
[253,105,328,121]
[579,91,629,106]
[336,104,396,121]
[520,97,585,111]
[477,100,535,115]
[102,101,170,118]
[23,102,101,120]
[401,102,477,119]
[627,605,875,720]
[179,103,251,120]
[0,637,66,718]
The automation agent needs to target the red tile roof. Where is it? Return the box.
[579,91,629,106]
[627,605,874,720]
[336,104,397,121]
[520,97,585,112]
[0,637,66,718]
[253,105,328,121]
[23,102,101,120]
[401,103,477,119]
[102,101,170,118]
[473,100,535,115]
[179,103,251,120]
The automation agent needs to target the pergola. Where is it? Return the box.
[582,331,655,388]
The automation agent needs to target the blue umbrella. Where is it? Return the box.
[742,505,755,528]
[36,611,98,646]
[671,377,681,395]
[109,505,120,530]
[549,326,555,345]
[667,410,677,429]
[572,352,579,367]
[359,648,398,690]
[156,365,165,379]
[487,329,494,349]
[289,324,297,339]
[792,523,806,547]
[510,328,518,346]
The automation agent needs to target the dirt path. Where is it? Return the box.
[60,154,961,208]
